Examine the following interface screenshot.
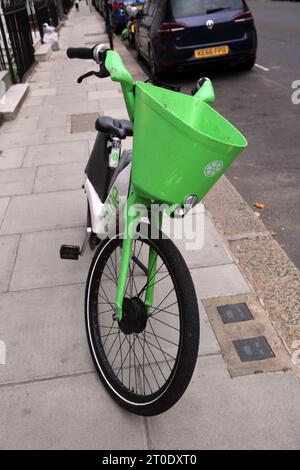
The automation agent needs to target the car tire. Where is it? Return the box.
[237,56,256,72]
[149,47,166,80]
[135,37,142,60]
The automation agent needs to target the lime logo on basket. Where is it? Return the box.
[204,160,224,178]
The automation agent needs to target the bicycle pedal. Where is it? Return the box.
[60,245,80,260]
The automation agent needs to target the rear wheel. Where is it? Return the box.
[237,56,256,72]
[85,226,200,416]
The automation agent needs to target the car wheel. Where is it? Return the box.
[149,47,165,80]
[135,37,142,60]
[237,56,256,72]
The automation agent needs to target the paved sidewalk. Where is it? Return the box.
[0,4,299,450]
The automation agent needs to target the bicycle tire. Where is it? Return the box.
[85,226,200,416]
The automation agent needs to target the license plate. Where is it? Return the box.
[194,45,229,59]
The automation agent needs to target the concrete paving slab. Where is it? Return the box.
[56,84,97,95]
[0,197,9,227]
[0,147,26,170]
[0,283,93,384]
[1,189,86,235]
[147,355,300,450]
[23,141,89,167]
[199,319,221,357]
[0,117,39,135]
[51,100,100,116]
[88,90,122,101]
[36,113,66,130]
[17,104,54,120]
[0,373,146,450]
[191,264,251,300]
[45,92,88,105]
[164,212,233,269]
[0,167,36,197]
[22,96,46,108]
[30,88,57,97]
[34,162,85,193]
[0,235,19,293]
[0,130,46,149]
[10,227,92,291]
[44,127,96,144]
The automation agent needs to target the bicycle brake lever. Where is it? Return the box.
[77,71,98,84]
[77,63,110,84]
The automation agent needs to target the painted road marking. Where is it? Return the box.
[255,63,270,72]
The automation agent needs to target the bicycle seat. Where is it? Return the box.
[95,116,133,139]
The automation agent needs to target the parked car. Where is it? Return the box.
[135,0,257,77]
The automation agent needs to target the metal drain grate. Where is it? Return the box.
[233,336,275,362]
[217,303,253,324]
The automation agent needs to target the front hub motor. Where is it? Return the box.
[118,297,148,335]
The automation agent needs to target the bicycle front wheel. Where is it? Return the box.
[85,226,200,416]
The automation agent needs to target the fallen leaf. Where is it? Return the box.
[268,229,277,237]
[254,212,261,218]
[254,202,265,210]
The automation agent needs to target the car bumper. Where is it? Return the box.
[154,32,257,69]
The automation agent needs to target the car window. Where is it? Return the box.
[171,0,243,17]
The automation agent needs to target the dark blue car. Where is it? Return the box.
[135,0,257,77]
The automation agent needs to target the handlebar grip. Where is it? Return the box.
[67,47,94,60]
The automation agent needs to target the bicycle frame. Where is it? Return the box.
[105,50,160,320]
[102,50,217,320]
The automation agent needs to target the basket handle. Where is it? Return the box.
[194,78,215,104]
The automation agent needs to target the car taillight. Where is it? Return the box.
[157,22,186,33]
[233,11,253,23]
[112,2,124,10]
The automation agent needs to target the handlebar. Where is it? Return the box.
[66,44,135,120]
[67,47,94,60]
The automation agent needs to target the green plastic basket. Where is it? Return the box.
[132,82,247,206]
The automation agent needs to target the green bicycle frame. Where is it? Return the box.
[105,50,159,320]
[104,51,225,320]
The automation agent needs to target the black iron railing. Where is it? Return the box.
[1,0,35,81]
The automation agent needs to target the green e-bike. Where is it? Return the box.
[62,44,247,416]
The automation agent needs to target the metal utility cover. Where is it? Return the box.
[233,336,275,362]
[217,303,253,324]
[70,113,99,134]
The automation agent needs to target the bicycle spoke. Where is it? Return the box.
[111,333,127,370]
[123,336,153,393]
[137,335,167,384]
[150,302,179,317]
[146,320,175,372]
[150,315,180,332]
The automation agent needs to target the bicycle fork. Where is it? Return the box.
[115,186,161,320]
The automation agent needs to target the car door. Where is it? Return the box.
[138,0,159,58]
